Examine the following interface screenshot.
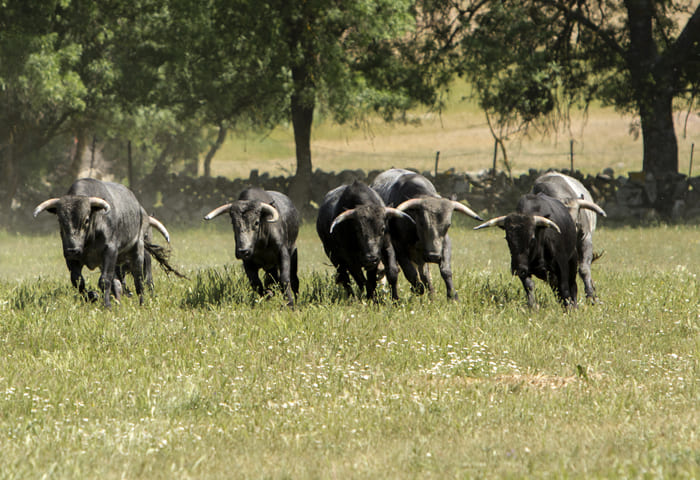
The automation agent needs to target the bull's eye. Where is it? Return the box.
[254,220,260,228]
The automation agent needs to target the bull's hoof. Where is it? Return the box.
[86,290,100,303]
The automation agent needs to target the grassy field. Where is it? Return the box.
[0,222,698,478]
[207,84,700,180]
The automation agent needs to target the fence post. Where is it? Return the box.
[434,151,440,177]
[492,140,498,176]
[570,139,574,171]
[689,143,694,177]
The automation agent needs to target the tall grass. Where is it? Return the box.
[0,224,698,478]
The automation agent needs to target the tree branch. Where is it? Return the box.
[537,0,626,57]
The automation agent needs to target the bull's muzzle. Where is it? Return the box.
[64,247,83,258]
[424,253,442,263]
[235,248,252,260]
[363,254,380,268]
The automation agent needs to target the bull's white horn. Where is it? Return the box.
[395,198,424,212]
[33,198,61,218]
[149,216,170,243]
[88,197,111,214]
[204,203,233,220]
[533,216,561,234]
[473,216,507,230]
[330,208,357,233]
[577,199,607,217]
[452,201,483,221]
[260,203,280,223]
[385,207,415,224]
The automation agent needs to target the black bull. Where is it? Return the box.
[316,180,412,300]
[204,187,300,306]
[371,168,483,299]
[33,178,181,307]
[475,193,581,308]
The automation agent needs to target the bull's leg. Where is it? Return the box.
[365,266,378,301]
[290,248,299,296]
[278,249,294,306]
[418,262,434,295]
[438,235,457,300]
[243,261,264,297]
[578,235,597,301]
[336,266,356,297]
[397,254,423,295]
[381,239,400,300]
[143,252,154,293]
[66,259,89,300]
[99,248,118,308]
[519,275,537,308]
[347,264,367,299]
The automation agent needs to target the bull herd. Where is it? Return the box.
[33,169,607,309]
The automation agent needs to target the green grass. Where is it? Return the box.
[0,223,698,478]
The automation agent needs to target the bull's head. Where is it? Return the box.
[204,200,279,260]
[33,196,111,259]
[474,213,560,278]
[330,205,412,268]
[396,197,482,263]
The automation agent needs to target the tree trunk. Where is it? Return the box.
[0,142,18,217]
[203,123,228,178]
[70,130,88,180]
[639,93,678,178]
[288,67,315,212]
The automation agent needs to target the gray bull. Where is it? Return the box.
[532,172,606,301]
[371,168,483,299]
[204,188,300,306]
[33,178,178,307]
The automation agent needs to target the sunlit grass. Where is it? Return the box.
[0,224,698,478]
[209,83,699,181]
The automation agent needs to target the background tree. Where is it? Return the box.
[422,0,699,211]
[162,0,443,209]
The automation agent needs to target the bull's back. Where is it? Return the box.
[372,169,438,206]
[534,172,596,232]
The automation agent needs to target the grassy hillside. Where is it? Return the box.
[207,86,700,180]
[0,224,698,478]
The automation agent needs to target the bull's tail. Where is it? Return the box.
[592,249,605,263]
[145,241,188,279]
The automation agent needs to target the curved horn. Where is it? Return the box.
[88,197,111,214]
[533,216,561,234]
[473,216,507,230]
[452,201,484,221]
[260,203,279,223]
[395,198,425,212]
[203,203,233,221]
[149,216,170,243]
[385,207,415,224]
[577,199,607,217]
[33,198,61,218]
[329,208,357,233]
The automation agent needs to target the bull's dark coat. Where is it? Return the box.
[532,172,606,301]
[372,168,482,299]
[316,181,401,300]
[204,188,300,306]
[478,193,579,308]
[34,178,175,307]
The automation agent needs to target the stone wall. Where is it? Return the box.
[137,168,700,226]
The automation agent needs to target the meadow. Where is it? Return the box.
[0,221,698,479]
